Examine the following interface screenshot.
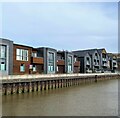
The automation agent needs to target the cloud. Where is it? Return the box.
[1,2,118,53]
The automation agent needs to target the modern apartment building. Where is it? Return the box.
[13,44,32,75]
[73,54,80,73]
[57,51,80,74]
[0,38,80,75]
[97,48,109,73]
[73,48,117,73]
[107,53,118,73]
[0,38,117,75]
[72,50,92,73]
[0,38,13,76]
[37,47,57,74]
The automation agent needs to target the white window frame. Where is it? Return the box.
[16,49,28,61]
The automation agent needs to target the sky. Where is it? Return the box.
[1,2,118,53]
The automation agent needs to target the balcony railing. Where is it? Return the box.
[74,61,80,67]
[57,60,65,66]
[31,57,44,64]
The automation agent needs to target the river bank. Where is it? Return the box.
[1,73,120,95]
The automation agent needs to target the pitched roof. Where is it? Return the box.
[72,48,98,57]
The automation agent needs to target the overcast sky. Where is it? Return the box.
[1,2,118,53]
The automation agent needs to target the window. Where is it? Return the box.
[74,57,77,62]
[68,55,72,72]
[33,65,36,72]
[16,49,28,61]
[0,62,6,71]
[0,45,6,59]
[0,45,6,71]
[32,52,37,57]
[48,52,55,72]
[20,64,25,72]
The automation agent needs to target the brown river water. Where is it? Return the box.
[2,79,118,116]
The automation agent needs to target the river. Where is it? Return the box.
[2,79,118,116]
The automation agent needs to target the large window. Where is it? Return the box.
[0,45,6,71]
[16,49,28,61]
[68,55,72,72]
[0,45,6,58]
[48,52,55,72]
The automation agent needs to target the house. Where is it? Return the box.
[73,54,80,73]
[37,47,57,74]
[0,38,13,75]
[57,50,80,74]
[57,51,65,73]
[97,48,109,73]
[107,53,117,73]
[72,50,92,73]
[13,43,33,75]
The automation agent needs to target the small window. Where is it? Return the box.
[32,52,37,57]
[0,62,6,71]
[74,58,77,62]
[33,65,36,72]
[20,64,25,72]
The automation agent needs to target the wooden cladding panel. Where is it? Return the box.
[32,57,44,64]
[57,60,65,66]
[74,61,80,67]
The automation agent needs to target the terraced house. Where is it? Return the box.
[0,38,80,75]
[57,51,80,74]
[0,38,13,76]
[73,48,117,73]
[107,53,118,73]
[0,38,117,75]
[72,51,92,73]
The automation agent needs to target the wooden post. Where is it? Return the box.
[23,83,28,93]
[6,84,12,95]
[28,82,32,93]
[2,84,6,95]
[37,81,41,91]
[17,83,23,94]
[12,83,17,94]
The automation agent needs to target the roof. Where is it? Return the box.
[0,38,13,43]
[72,48,98,57]
[14,43,33,48]
[72,51,91,57]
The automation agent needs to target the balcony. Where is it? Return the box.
[57,60,65,66]
[74,61,80,67]
[31,57,44,64]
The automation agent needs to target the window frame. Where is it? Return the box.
[16,49,28,61]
